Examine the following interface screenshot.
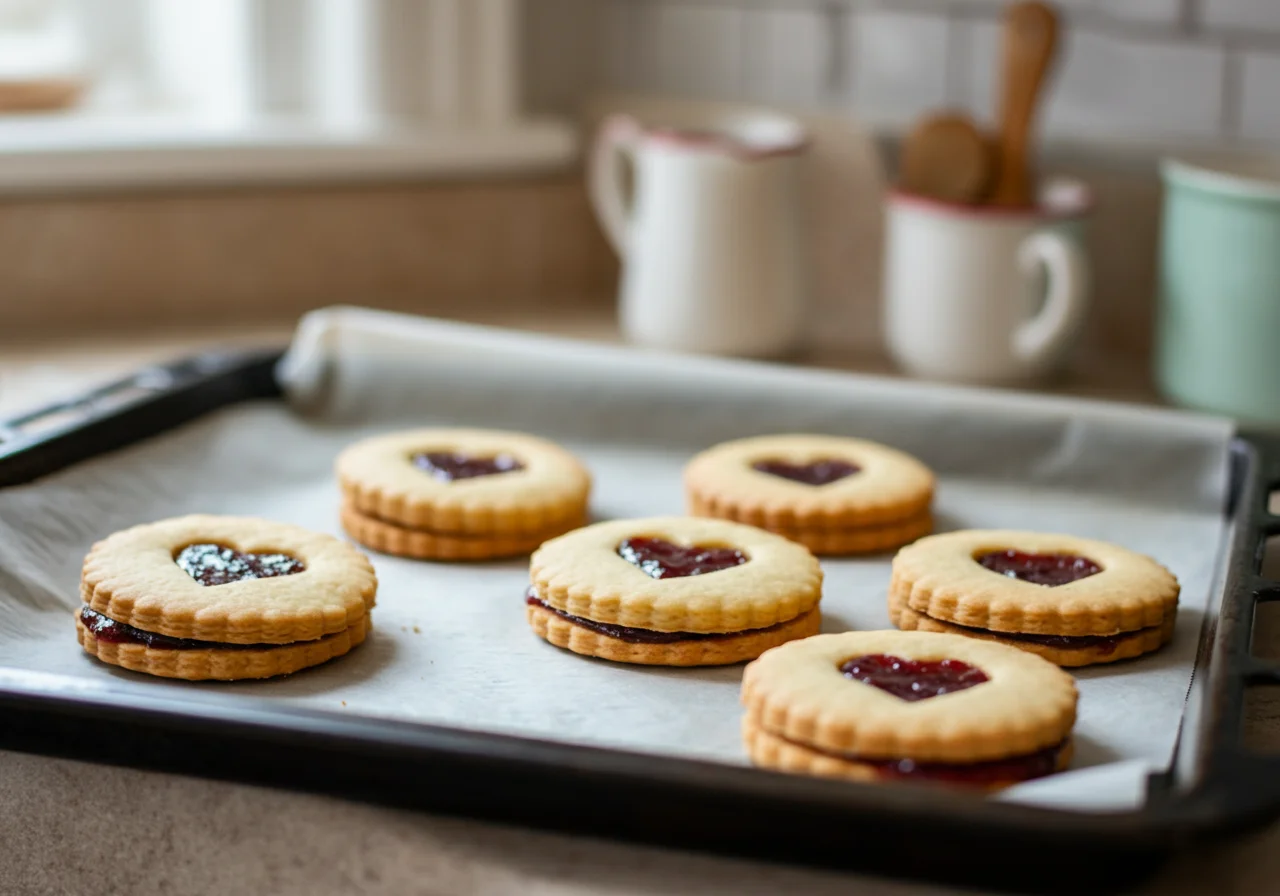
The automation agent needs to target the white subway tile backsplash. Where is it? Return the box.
[1239,51,1280,142]
[1094,0,1184,24]
[561,0,1280,149]
[653,2,743,98]
[600,0,654,90]
[1201,0,1280,32]
[950,18,999,123]
[848,9,949,128]
[955,21,1225,140]
[1045,31,1224,138]
[742,7,825,106]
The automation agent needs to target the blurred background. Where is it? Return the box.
[0,0,1277,419]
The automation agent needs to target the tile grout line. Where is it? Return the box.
[1220,41,1242,143]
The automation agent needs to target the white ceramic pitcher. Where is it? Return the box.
[588,112,811,357]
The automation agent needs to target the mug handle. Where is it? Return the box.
[1012,230,1090,365]
[588,114,641,257]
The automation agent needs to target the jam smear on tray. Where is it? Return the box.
[79,606,287,651]
[840,653,989,702]
[867,741,1065,786]
[976,549,1101,587]
[617,537,748,579]
[525,589,782,643]
[751,458,861,486]
[411,451,524,482]
[176,543,305,587]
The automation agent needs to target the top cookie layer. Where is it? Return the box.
[336,428,591,534]
[891,529,1180,636]
[81,515,377,644]
[684,434,934,527]
[742,630,1077,762]
[530,516,823,633]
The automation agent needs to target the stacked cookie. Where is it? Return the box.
[741,630,1078,789]
[76,515,377,680]
[684,434,935,555]
[337,428,591,561]
[889,530,1180,666]
[526,516,823,666]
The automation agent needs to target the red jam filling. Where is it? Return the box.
[411,451,523,482]
[751,458,861,486]
[79,606,288,651]
[976,549,1101,586]
[617,537,747,579]
[525,589,783,644]
[940,616,1143,655]
[176,543,305,587]
[840,653,989,702]
[866,740,1065,786]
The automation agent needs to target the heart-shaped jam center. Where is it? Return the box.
[751,458,861,486]
[617,537,748,579]
[176,543,305,587]
[411,451,524,482]
[977,549,1101,586]
[840,654,989,702]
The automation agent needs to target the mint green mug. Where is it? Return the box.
[1157,157,1280,425]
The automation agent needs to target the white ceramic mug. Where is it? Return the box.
[589,111,810,357]
[883,180,1092,385]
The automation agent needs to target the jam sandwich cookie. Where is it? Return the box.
[337,428,591,560]
[683,434,934,555]
[76,514,377,681]
[526,516,823,666]
[889,529,1180,667]
[741,630,1077,789]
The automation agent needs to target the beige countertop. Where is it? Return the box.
[0,305,1162,416]
[0,310,1274,896]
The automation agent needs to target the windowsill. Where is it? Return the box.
[0,110,578,193]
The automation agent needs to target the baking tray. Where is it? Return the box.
[0,307,1276,894]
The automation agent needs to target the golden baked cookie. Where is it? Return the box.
[77,514,377,680]
[683,434,934,555]
[339,503,585,562]
[336,428,591,560]
[741,630,1078,789]
[77,610,370,681]
[888,529,1179,665]
[742,715,1074,789]
[526,516,823,665]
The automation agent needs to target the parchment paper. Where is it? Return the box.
[0,308,1237,812]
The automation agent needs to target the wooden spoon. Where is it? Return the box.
[897,112,993,205]
[987,1,1060,208]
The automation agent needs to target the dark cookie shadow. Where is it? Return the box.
[1071,604,1206,683]
[1066,730,1125,769]
[89,626,399,698]
[929,510,966,535]
[820,611,858,634]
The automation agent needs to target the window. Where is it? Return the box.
[0,0,574,191]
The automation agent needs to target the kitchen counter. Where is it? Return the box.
[0,305,1162,416]
[0,309,1274,896]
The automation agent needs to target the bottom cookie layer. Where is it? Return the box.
[688,498,932,555]
[76,611,369,680]
[889,592,1175,667]
[341,503,582,560]
[742,714,1072,790]
[526,602,822,666]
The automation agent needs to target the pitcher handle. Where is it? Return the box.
[588,114,641,257]
[1012,230,1090,365]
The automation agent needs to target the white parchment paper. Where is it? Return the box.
[0,308,1237,812]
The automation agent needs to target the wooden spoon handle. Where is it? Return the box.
[988,1,1059,207]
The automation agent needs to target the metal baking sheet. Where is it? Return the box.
[0,307,1235,812]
